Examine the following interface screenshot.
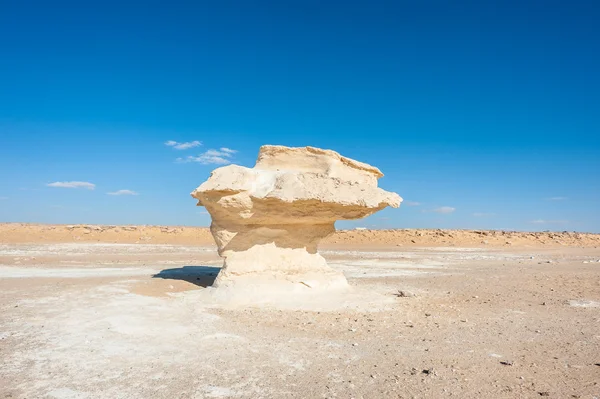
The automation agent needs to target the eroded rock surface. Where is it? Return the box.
[191,145,402,288]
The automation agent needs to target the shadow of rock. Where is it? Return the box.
[153,266,221,288]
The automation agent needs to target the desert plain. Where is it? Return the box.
[1,223,599,398]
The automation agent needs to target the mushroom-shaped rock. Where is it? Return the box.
[191,145,402,289]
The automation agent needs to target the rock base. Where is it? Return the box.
[212,243,349,290]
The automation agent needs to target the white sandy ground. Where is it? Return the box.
[1,243,600,398]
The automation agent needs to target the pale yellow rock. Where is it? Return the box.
[191,145,402,289]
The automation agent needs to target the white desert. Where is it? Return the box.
[0,147,599,398]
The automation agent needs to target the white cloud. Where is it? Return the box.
[403,201,421,206]
[545,196,567,201]
[204,149,227,157]
[164,140,202,150]
[107,189,139,196]
[530,219,569,225]
[177,148,237,165]
[47,181,96,190]
[432,206,455,214]
[472,212,496,217]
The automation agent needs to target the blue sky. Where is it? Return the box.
[1,1,599,232]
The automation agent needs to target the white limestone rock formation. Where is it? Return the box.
[191,145,402,289]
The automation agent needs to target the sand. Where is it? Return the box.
[1,223,599,247]
[1,224,599,398]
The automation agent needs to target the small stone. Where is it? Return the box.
[352,343,358,347]
[500,361,513,366]
[538,392,550,397]
[395,290,416,298]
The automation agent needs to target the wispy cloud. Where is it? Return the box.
[403,201,421,206]
[432,206,456,214]
[47,181,96,190]
[0,196,8,200]
[531,219,569,225]
[177,148,238,165]
[219,147,237,154]
[107,189,139,196]
[472,212,496,217]
[545,196,567,201]
[165,140,202,150]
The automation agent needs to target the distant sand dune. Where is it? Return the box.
[1,223,598,247]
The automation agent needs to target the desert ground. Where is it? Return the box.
[1,224,599,398]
